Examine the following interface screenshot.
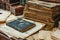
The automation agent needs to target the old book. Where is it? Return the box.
[26,8,60,17]
[24,17,58,30]
[0,9,11,23]
[6,18,36,32]
[24,1,60,23]
[27,1,60,9]
[25,1,60,17]
[10,3,24,16]
[24,12,60,23]
[24,12,59,30]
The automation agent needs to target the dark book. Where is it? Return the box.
[6,18,36,32]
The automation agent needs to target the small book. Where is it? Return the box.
[6,18,36,32]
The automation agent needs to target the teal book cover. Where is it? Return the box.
[6,18,35,32]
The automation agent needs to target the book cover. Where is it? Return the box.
[6,18,36,32]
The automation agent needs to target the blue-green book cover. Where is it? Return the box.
[6,18,35,32]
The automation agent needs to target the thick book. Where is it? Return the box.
[6,18,36,32]
[25,1,60,16]
[10,4,24,16]
[24,1,60,23]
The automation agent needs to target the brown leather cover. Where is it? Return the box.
[10,5,24,16]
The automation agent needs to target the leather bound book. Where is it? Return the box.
[10,3,24,16]
[6,18,36,32]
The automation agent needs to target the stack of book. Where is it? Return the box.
[24,1,60,30]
